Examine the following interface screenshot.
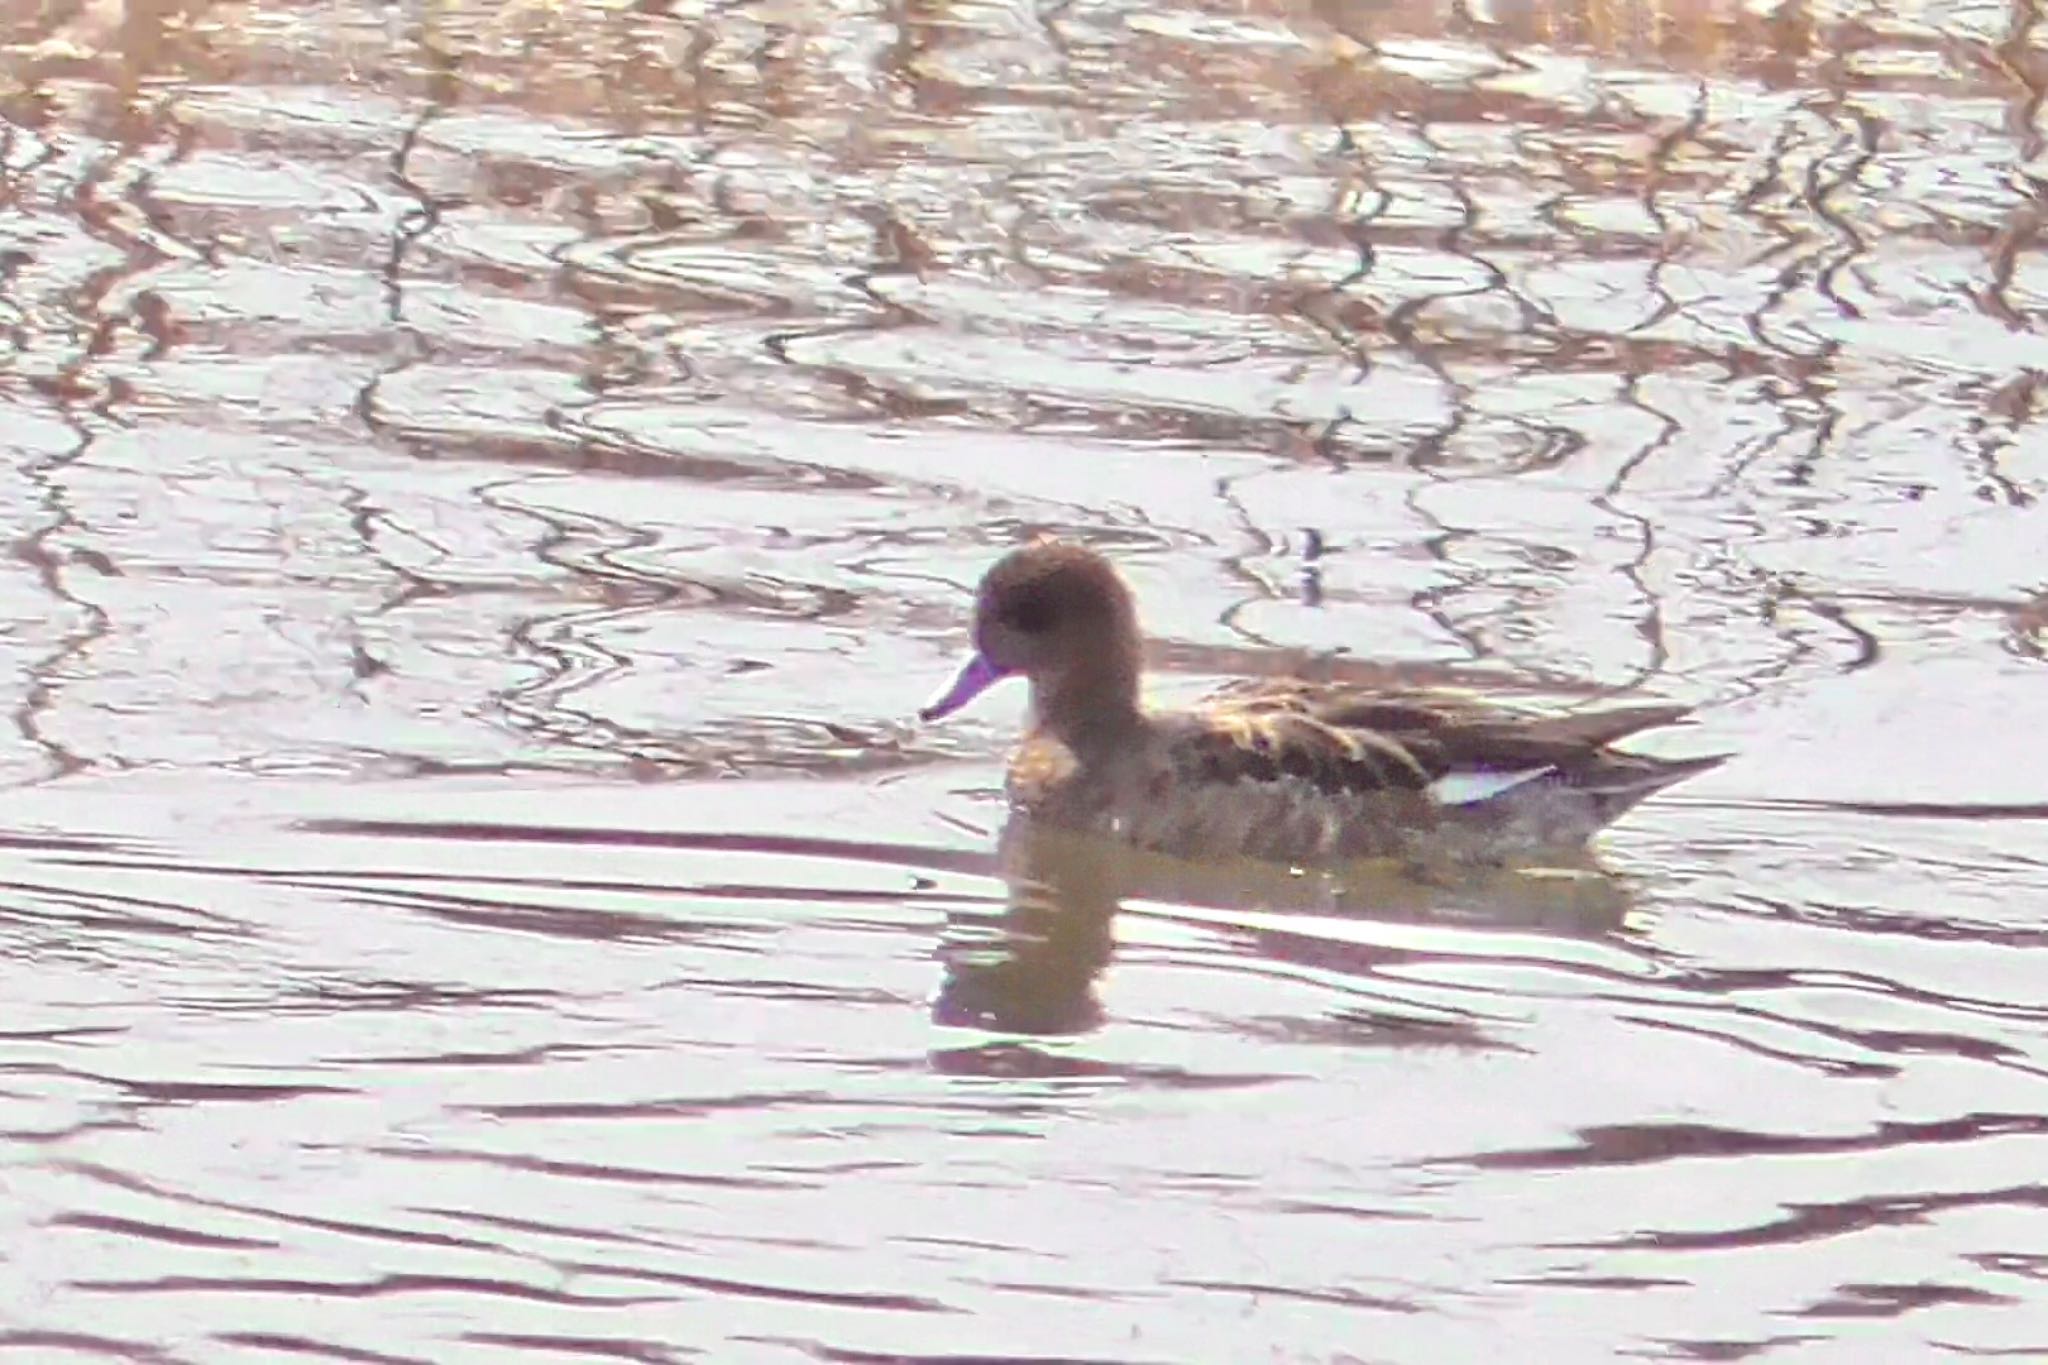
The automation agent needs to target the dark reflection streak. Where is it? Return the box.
[1795,1281,2013,1317]
[339,32,464,682]
[1717,794,2048,820]
[414,1204,682,1251]
[0,832,130,858]
[1291,127,1392,467]
[1407,526,1488,663]
[338,483,438,674]
[11,432,99,781]
[0,248,30,361]
[1378,137,1484,662]
[0,1024,122,1042]
[2011,585,2048,661]
[1780,385,1839,489]
[1291,124,1386,396]
[0,1331,189,1365]
[1164,1276,1421,1313]
[333,1045,593,1068]
[1968,368,2040,509]
[1804,102,1873,323]
[2,877,243,932]
[1,1114,145,1148]
[1216,916,1613,995]
[1923,1343,2048,1360]
[378,1143,799,1191]
[1737,106,1827,364]
[460,1334,696,1364]
[1185,942,1526,1037]
[1634,80,1709,336]
[1807,1020,2043,1074]
[352,29,451,447]
[1387,155,1489,464]
[1732,578,1827,703]
[847,208,955,408]
[1736,891,2048,950]
[556,149,658,479]
[1775,581,2048,620]
[1662,964,2048,1032]
[52,1157,511,1253]
[1976,178,2039,334]
[1454,1111,2048,1172]
[460,1090,842,1120]
[214,1334,430,1365]
[1398,315,1473,481]
[195,980,558,1016]
[760,203,934,423]
[321,884,760,945]
[1775,587,1881,670]
[116,1078,354,1104]
[1621,1013,1895,1079]
[1602,375,1676,691]
[402,877,957,909]
[266,863,992,906]
[301,816,999,879]
[489,496,660,758]
[558,1259,948,1313]
[1599,95,1704,691]
[758,1345,1153,1365]
[73,1272,670,1305]
[1211,477,1279,649]
[1707,392,1804,504]
[12,92,183,780]
[1587,1183,2048,1253]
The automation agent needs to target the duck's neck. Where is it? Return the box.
[1029,654,1144,757]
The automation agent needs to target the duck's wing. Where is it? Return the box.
[1204,681,1723,820]
[1148,704,1440,860]
[1211,681,1684,758]
[1160,703,1436,797]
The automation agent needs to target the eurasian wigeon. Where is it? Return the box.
[921,541,1724,864]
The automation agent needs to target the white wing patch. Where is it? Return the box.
[1428,765,1555,808]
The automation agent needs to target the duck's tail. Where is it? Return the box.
[1569,750,1731,823]
[1433,750,1727,849]
[1430,700,1730,846]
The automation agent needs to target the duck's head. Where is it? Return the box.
[919,541,1142,726]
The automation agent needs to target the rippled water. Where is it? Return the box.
[2,0,2047,1359]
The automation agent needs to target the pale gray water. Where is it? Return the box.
[1,0,2047,1360]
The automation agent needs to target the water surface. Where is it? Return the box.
[2,0,2047,1359]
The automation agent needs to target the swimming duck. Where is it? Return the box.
[920,541,1724,864]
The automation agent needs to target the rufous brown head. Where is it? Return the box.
[920,541,1140,721]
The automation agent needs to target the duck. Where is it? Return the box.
[919,540,1725,865]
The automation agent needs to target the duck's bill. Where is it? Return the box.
[919,653,1007,721]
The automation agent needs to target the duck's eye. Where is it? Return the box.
[1004,593,1055,634]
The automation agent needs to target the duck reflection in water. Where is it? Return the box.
[922,540,1726,1039]
[931,816,1640,1040]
